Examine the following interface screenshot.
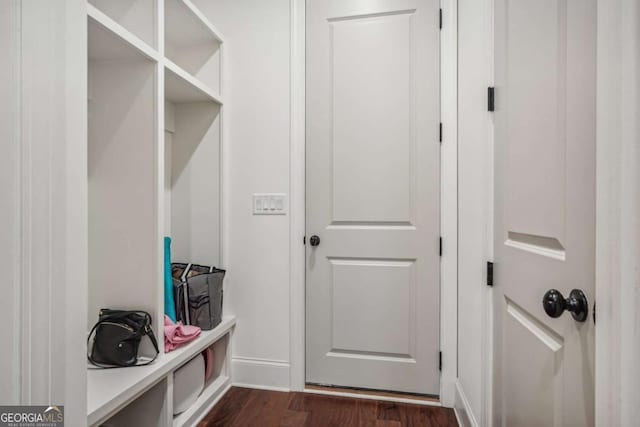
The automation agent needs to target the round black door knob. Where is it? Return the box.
[309,235,321,247]
[542,289,589,322]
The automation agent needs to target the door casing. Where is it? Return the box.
[288,0,459,406]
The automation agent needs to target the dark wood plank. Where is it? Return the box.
[201,387,458,427]
[378,402,457,427]
[356,399,378,427]
[228,388,292,427]
[420,405,459,427]
[377,402,401,422]
[198,386,252,427]
[290,393,360,427]
[378,401,458,427]
[280,409,309,426]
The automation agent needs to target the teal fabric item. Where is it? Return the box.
[164,237,177,322]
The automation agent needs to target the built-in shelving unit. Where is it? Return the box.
[88,318,235,426]
[86,0,229,425]
[164,0,223,94]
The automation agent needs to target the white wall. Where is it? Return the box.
[456,0,493,425]
[0,0,21,404]
[195,0,293,388]
[12,1,88,424]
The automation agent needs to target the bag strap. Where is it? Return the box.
[144,323,160,359]
[87,311,160,369]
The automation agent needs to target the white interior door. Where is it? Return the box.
[306,0,441,395]
[493,0,596,425]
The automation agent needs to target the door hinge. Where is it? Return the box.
[487,261,494,286]
[439,237,443,257]
[439,351,442,371]
[303,236,306,245]
[488,87,495,112]
[439,122,442,143]
[439,8,443,29]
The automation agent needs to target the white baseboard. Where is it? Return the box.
[232,383,291,393]
[231,357,291,390]
[454,380,479,427]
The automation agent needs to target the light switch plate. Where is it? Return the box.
[253,193,287,215]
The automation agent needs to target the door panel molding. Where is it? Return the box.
[326,9,417,23]
[329,9,417,225]
[327,222,416,229]
[329,257,417,357]
[504,232,566,261]
[505,298,564,352]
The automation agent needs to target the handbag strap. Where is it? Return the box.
[87,311,160,369]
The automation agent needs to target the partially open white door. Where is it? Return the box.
[493,0,596,425]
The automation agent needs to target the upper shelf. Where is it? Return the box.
[165,0,225,49]
[87,316,236,426]
[88,4,159,62]
[165,59,223,104]
[88,0,156,49]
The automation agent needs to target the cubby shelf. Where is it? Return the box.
[173,375,231,427]
[165,59,223,104]
[87,0,228,424]
[88,4,159,61]
[88,317,236,427]
[165,0,225,47]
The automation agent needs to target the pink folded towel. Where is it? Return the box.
[164,315,201,352]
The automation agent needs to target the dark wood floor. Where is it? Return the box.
[199,387,458,427]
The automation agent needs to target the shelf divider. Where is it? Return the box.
[164,58,223,104]
[88,4,160,62]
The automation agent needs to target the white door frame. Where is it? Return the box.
[594,0,640,424]
[288,0,459,406]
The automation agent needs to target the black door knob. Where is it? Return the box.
[309,235,321,247]
[542,289,589,322]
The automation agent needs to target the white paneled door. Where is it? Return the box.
[306,0,441,395]
[493,0,596,425]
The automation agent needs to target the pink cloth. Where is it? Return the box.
[164,315,201,352]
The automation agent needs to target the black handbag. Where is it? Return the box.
[88,309,159,368]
